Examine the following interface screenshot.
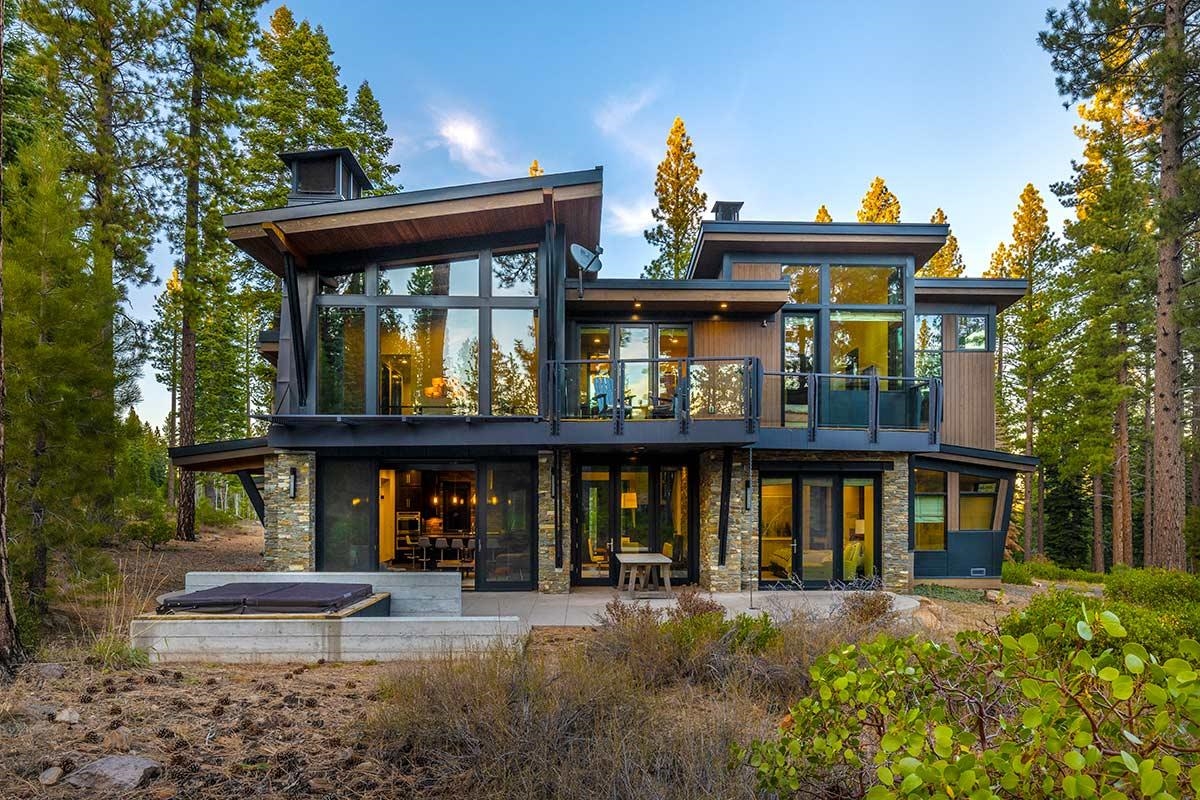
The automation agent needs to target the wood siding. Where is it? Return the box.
[731,262,782,281]
[942,350,995,449]
[694,315,781,425]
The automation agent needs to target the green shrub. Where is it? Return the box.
[742,607,1200,799]
[1024,555,1105,584]
[912,583,987,604]
[87,635,149,670]
[119,496,173,550]
[1105,566,1200,610]
[1002,559,1032,585]
[1001,589,1198,661]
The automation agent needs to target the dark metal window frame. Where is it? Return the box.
[911,465,948,552]
[310,242,544,416]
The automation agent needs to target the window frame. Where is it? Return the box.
[958,472,1000,531]
[311,243,543,416]
[912,467,947,552]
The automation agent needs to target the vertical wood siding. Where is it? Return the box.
[942,350,996,449]
[731,262,782,280]
[694,315,781,424]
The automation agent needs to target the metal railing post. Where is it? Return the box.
[807,373,818,442]
[615,361,625,436]
[868,374,879,443]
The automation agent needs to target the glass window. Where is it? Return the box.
[914,468,946,551]
[783,264,820,304]
[319,272,365,295]
[842,477,876,580]
[379,257,479,296]
[579,465,611,579]
[491,309,539,416]
[957,315,988,350]
[915,314,943,378]
[480,463,533,585]
[378,308,479,415]
[619,326,652,420]
[829,311,904,377]
[960,474,999,530]
[657,327,689,406]
[317,307,366,414]
[760,477,793,583]
[319,460,376,571]
[783,314,816,427]
[658,466,689,581]
[491,249,537,296]
[829,264,902,305]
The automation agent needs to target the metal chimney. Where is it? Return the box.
[278,147,373,206]
[712,200,744,222]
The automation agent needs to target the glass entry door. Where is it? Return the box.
[758,472,881,588]
[573,461,693,586]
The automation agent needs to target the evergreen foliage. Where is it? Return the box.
[856,176,901,223]
[643,116,706,280]
[919,208,965,277]
[814,204,832,223]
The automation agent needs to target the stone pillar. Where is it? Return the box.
[262,451,317,571]
[881,456,912,593]
[698,449,757,592]
[536,450,571,593]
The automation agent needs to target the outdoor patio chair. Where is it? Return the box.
[591,375,612,417]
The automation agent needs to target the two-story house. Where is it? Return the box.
[170,148,1036,594]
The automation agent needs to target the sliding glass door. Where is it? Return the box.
[758,472,881,588]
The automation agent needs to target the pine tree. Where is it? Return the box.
[148,271,182,508]
[919,208,965,277]
[528,159,544,177]
[814,204,832,223]
[4,132,115,617]
[243,5,352,209]
[643,116,706,280]
[347,80,399,193]
[1042,0,1200,569]
[164,0,260,541]
[0,0,24,675]
[856,177,901,223]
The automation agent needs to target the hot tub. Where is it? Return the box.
[156,582,390,617]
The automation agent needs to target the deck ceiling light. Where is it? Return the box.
[720,302,729,309]
[634,301,642,309]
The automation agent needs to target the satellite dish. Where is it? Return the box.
[570,243,603,274]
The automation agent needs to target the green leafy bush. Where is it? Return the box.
[742,606,1200,799]
[1002,589,1189,661]
[1105,566,1200,610]
[119,496,173,550]
[1002,560,1032,585]
[1024,555,1104,584]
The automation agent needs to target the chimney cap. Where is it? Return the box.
[278,147,373,192]
[711,200,744,221]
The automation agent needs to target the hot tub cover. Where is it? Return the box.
[157,582,373,615]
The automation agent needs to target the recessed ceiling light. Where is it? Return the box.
[634,301,642,309]
[593,338,601,343]
[720,302,729,309]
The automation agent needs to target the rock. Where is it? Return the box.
[18,702,58,721]
[64,755,161,792]
[984,589,1010,605]
[912,598,944,631]
[54,708,81,725]
[37,663,67,680]
[38,766,63,786]
[102,726,132,752]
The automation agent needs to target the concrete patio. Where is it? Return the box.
[463,586,920,628]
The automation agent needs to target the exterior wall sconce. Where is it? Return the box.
[289,467,297,499]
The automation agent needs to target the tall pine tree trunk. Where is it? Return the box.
[1024,387,1034,558]
[1113,345,1133,565]
[167,327,177,509]
[1149,0,1187,568]
[1191,344,1200,510]
[94,17,119,537]
[175,0,206,542]
[1144,395,1154,565]
[0,0,24,676]
[1036,461,1045,555]
[1093,473,1105,573]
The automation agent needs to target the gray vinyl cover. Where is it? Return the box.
[156,582,373,615]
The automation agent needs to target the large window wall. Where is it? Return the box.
[313,244,542,416]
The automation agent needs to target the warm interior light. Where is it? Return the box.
[634,301,642,309]
[720,302,729,309]
[593,337,601,343]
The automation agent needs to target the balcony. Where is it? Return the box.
[548,358,941,450]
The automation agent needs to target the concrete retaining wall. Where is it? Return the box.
[130,615,528,663]
[181,571,462,616]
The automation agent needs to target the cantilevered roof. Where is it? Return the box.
[169,437,273,474]
[922,444,1039,474]
[915,277,1027,312]
[566,278,790,314]
[687,220,949,279]
[224,168,603,275]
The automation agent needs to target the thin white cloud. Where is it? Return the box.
[594,85,662,166]
[435,111,518,179]
[608,199,655,237]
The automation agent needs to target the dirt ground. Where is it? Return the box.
[0,525,1049,798]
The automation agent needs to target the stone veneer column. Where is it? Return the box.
[697,450,757,592]
[880,456,912,593]
[262,451,317,571]
[536,450,571,593]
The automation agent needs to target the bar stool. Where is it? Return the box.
[418,536,432,568]
[435,538,449,564]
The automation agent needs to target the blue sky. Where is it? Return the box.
[132,0,1084,428]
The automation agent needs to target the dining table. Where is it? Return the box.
[614,552,673,598]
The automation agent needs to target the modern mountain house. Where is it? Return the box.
[171,148,1036,593]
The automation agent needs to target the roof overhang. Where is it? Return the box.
[915,277,1027,312]
[687,221,949,279]
[224,168,603,275]
[566,278,790,314]
[169,437,273,474]
[922,444,1039,474]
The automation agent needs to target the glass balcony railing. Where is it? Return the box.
[551,360,940,443]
